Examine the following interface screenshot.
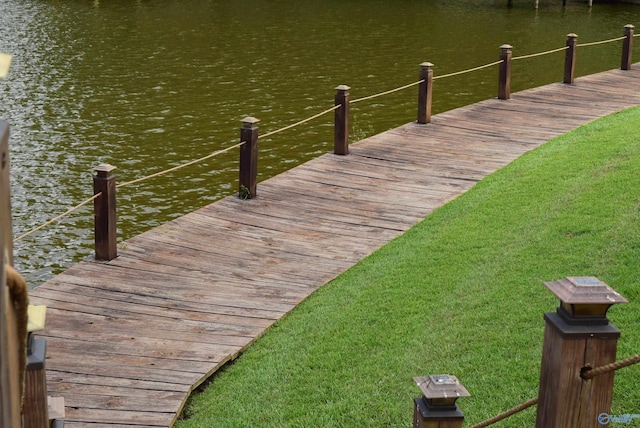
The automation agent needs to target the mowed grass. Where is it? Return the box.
[177,107,640,427]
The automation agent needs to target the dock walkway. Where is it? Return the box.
[30,65,640,427]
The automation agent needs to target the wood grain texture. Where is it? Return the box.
[29,65,640,426]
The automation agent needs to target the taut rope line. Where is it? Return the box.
[13,193,102,243]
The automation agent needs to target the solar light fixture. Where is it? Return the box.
[544,276,628,325]
[412,374,469,428]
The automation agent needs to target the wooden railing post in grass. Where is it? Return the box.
[564,33,578,84]
[239,116,259,200]
[93,164,117,261]
[621,24,634,71]
[536,277,628,428]
[412,375,470,428]
[418,62,434,124]
[498,44,512,100]
[334,85,350,155]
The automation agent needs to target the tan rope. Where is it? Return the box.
[13,193,102,243]
[261,105,340,139]
[350,80,424,104]
[581,354,640,380]
[512,45,569,61]
[118,105,339,187]
[468,397,538,428]
[117,142,245,188]
[433,60,504,80]
[577,36,627,48]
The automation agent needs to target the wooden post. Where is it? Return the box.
[536,277,628,428]
[334,85,350,155]
[239,117,259,200]
[1,120,21,428]
[418,62,433,124]
[413,375,469,428]
[621,24,634,71]
[498,44,512,100]
[93,164,117,261]
[24,336,48,428]
[564,33,578,84]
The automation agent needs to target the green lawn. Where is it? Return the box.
[176,107,640,427]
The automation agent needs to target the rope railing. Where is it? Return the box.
[433,60,504,80]
[116,141,246,189]
[13,193,101,243]
[512,45,569,61]
[261,104,341,138]
[468,397,538,428]
[350,80,424,104]
[581,353,640,380]
[577,35,627,48]
[12,25,637,247]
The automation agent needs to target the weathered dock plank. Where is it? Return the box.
[28,64,640,426]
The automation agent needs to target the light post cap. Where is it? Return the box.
[544,276,627,321]
[420,62,434,68]
[335,84,351,92]
[414,374,470,408]
[500,44,513,50]
[241,116,260,126]
[94,163,117,176]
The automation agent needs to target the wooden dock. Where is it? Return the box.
[29,65,640,427]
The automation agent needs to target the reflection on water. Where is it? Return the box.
[0,0,637,286]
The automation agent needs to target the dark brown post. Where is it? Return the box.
[413,375,469,428]
[498,44,512,100]
[0,120,21,428]
[418,62,434,124]
[239,116,259,200]
[536,277,628,428]
[24,336,48,428]
[93,164,117,261]
[1,121,12,266]
[334,85,350,155]
[621,24,634,71]
[564,33,578,84]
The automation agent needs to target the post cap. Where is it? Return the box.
[335,84,351,92]
[420,62,434,68]
[500,44,513,51]
[624,24,634,29]
[567,33,578,38]
[544,276,627,321]
[241,116,260,127]
[414,375,470,408]
[94,163,116,176]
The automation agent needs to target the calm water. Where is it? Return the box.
[0,0,637,287]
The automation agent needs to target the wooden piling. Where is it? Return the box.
[93,164,117,261]
[239,117,259,199]
[418,62,433,124]
[498,45,512,100]
[564,34,578,84]
[334,85,350,155]
[621,25,634,71]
